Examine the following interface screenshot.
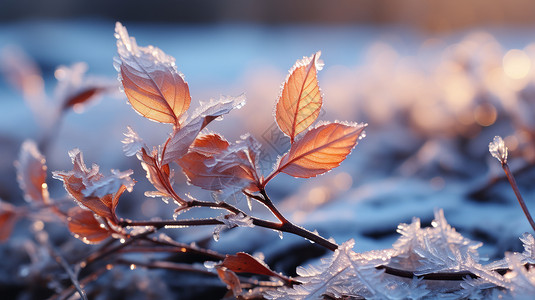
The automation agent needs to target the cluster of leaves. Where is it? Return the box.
[2,22,535,300]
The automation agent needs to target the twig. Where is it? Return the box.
[502,163,535,232]
[47,244,88,300]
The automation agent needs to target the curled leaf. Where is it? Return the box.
[276,122,366,178]
[276,52,323,143]
[178,134,261,193]
[67,206,113,244]
[15,140,49,204]
[53,149,133,222]
[115,22,190,126]
[139,148,184,205]
[0,201,18,243]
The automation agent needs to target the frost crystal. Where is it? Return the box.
[489,136,508,164]
[122,126,144,157]
[213,213,254,241]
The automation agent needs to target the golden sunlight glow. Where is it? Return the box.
[503,49,531,80]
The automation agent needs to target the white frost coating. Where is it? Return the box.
[213,213,254,242]
[161,94,247,165]
[122,126,144,157]
[489,136,508,164]
[114,22,182,77]
[53,148,134,199]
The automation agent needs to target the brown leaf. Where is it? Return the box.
[161,95,246,165]
[216,266,242,297]
[178,134,260,193]
[140,148,184,205]
[115,22,190,126]
[276,52,323,143]
[53,149,133,222]
[67,206,112,244]
[222,252,282,278]
[15,140,49,204]
[0,201,18,243]
[276,122,366,178]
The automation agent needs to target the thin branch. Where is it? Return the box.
[502,163,535,232]
[47,244,87,300]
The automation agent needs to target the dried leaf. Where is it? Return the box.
[161,94,246,165]
[276,122,366,178]
[178,134,261,193]
[216,266,243,297]
[276,52,323,143]
[139,148,183,205]
[0,201,18,243]
[222,252,291,284]
[53,149,133,221]
[15,140,49,204]
[115,22,190,126]
[67,206,112,244]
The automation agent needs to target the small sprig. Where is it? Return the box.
[489,136,535,232]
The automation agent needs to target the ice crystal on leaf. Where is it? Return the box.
[115,22,191,126]
[53,148,134,221]
[121,126,144,157]
[179,133,262,197]
[161,94,246,165]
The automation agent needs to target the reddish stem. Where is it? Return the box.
[502,163,535,232]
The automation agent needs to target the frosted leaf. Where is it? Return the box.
[15,140,49,204]
[115,22,190,125]
[53,149,133,220]
[178,133,262,196]
[122,126,144,157]
[488,136,508,164]
[161,94,246,165]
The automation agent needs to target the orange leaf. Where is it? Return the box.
[178,134,260,193]
[276,52,323,143]
[222,252,285,279]
[161,95,246,165]
[67,206,112,244]
[0,201,18,243]
[53,149,133,221]
[216,266,242,297]
[140,148,184,205]
[115,22,190,126]
[276,122,366,178]
[15,140,49,204]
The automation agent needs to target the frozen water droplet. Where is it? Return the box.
[213,231,220,242]
[279,231,283,239]
[246,196,253,211]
